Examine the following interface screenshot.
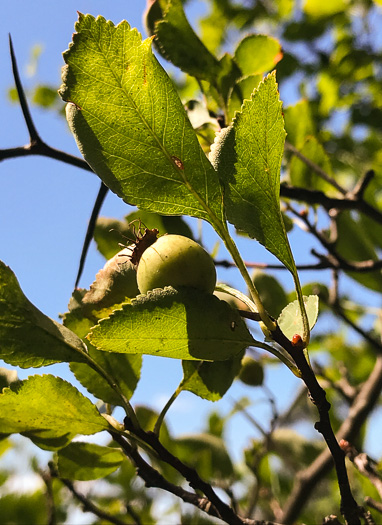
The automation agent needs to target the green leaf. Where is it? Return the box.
[284,99,315,148]
[227,74,262,121]
[304,0,349,18]
[234,35,283,76]
[180,353,243,401]
[288,136,335,194]
[252,271,288,317]
[0,261,88,368]
[89,287,254,361]
[94,217,136,260]
[60,14,225,229]
[94,211,194,260]
[336,211,382,292]
[175,433,234,479]
[0,375,109,450]
[126,210,194,240]
[149,0,221,82]
[57,442,124,480]
[70,349,142,406]
[278,295,319,340]
[210,72,295,273]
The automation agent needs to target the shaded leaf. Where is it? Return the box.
[284,99,315,148]
[0,375,109,450]
[288,136,335,194]
[57,442,124,480]
[151,0,221,82]
[0,261,87,368]
[60,14,225,227]
[175,433,234,480]
[210,73,295,272]
[252,271,288,317]
[227,74,262,121]
[94,217,136,260]
[180,353,243,401]
[70,349,142,406]
[336,211,382,292]
[89,287,254,361]
[278,295,319,340]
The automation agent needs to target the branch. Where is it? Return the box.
[280,182,382,225]
[38,468,57,525]
[271,326,361,525]
[111,432,279,525]
[121,421,248,525]
[280,355,382,524]
[340,440,382,500]
[285,140,347,195]
[48,462,129,525]
[5,36,109,289]
[74,181,108,289]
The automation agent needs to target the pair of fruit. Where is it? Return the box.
[82,233,217,312]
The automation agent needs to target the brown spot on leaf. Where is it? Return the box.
[171,156,184,170]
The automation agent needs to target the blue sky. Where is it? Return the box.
[1,0,382,474]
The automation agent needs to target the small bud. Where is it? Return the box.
[292,334,302,346]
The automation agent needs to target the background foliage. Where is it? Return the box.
[1,1,382,524]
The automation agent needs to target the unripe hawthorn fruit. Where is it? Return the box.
[238,357,264,387]
[136,234,216,294]
[82,248,139,312]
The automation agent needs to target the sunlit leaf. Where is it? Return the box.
[278,295,319,340]
[210,73,295,273]
[70,349,142,406]
[60,14,225,228]
[304,0,349,18]
[89,287,254,361]
[0,375,109,450]
[234,35,283,76]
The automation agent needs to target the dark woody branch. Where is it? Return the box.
[111,431,280,525]
[280,355,382,524]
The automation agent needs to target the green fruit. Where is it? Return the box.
[137,234,216,294]
[82,248,139,313]
[238,357,264,386]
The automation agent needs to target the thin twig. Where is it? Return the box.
[122,420,247,525]
[74,181,108,289]
[365,497,382,514]
[285,140,347,195]
[49,462,129,525]
[38,468,57,525]
[340,440,382,500]
[6,37,109,289]
[110,432,279,525]
[280,183,382,225]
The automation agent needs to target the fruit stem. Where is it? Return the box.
[219,232,277,333]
